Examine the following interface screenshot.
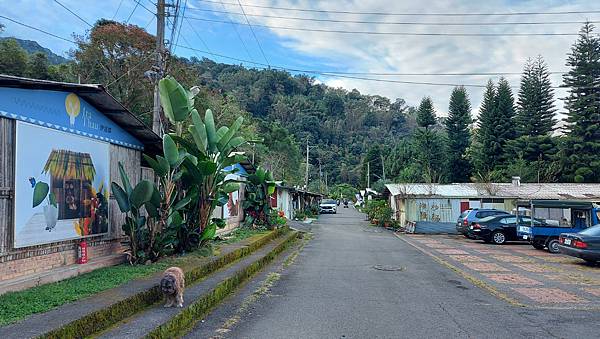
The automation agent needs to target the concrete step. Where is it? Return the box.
[0,254,125,296]
[0,228,290,339]
[96,230,298,339]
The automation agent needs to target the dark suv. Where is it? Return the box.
[456,208,511,238]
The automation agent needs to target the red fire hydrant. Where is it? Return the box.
[78,240,88,264]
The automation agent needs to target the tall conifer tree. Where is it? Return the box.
[561,23,600,182]
[445,86,472,182]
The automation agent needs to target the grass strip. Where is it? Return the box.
[146,231,298,339]
[37,228,287,339]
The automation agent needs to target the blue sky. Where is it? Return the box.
[1,0,600,118]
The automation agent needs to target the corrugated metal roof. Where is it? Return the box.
[385,183,600,200]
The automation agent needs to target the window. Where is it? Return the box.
[500,217,517,224]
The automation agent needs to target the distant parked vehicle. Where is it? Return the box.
[468,215,546,245]
[517,200,600,253]
[319,199,337,214]
[456,208,511,238]
[558,224,600,263]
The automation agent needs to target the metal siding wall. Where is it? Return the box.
[413,198,459,223]
[0,118,15,254]
[109,144,141,238]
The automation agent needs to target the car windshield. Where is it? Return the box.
[478,216,498,222]
[459,211,470,218]
[579,224,600,236]
[322,199,336,204]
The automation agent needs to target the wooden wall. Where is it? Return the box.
[0,118,15,254]
[108,144,141,238]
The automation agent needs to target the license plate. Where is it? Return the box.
[564,239,571,245]
[469,225,473,230]
[523,235,528,240]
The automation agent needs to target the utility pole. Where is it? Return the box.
[305,139,309,190]
[318,159,323,193]
[381,155,386,181]
[152,0,166,136]
[367,162,370,189]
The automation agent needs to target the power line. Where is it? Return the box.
[113,0,126,20]
[185,8,600,26]
[184,16,581,36]
[0,15,77,44]
[53,0,93,28]
[126,0,142,23]
[185,18,212,53]
[173,0,188,52]
[193,0,600,17]
[173,43,491,88]
[218,0,254,62]
[106,51,157,86]
[236,0,270,66]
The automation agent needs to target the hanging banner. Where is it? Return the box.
[14,122,110,248]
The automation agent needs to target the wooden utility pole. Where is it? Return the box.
[305,139,309,189]
[381,155,386,181]
[152,0,166,135]
[367,162,370,189]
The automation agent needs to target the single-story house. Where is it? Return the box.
[384,178,600,234]
[0,75,161,292]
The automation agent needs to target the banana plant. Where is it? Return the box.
[242,166,276,228]
[157,76,248,241]
[111,162,158,264]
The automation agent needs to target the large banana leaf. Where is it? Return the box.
[200,223,216,241]
[143,154,168,177]
[163,134,179,166]
[217,117,243,150]
[130,180,155,209]
[158,76,190,123]
[118,162,132,195]
[190,109,207,152]
[204,109,218,152]
[111,182,130,213]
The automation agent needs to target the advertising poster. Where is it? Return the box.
[14,122,110,248]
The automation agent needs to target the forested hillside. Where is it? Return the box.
[0,19,415,189]
[2,19,600,190]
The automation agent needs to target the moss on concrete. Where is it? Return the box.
[146,231,298,339]
[38,228,289,339]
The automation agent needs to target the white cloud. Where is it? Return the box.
[211,0,597,119]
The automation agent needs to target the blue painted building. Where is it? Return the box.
[0,75,161,292]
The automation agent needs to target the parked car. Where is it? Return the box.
[517,200,600,253]
[456,208,511,238]
[558,224,600,263]
[468,215,545,244]
[319,199,337,214]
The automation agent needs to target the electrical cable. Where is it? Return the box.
[191,1,600,17]
[184,8,600,26]
[183,16,581,36]
[53,0,93,27]
[236,0,269,66]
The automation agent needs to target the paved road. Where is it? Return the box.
[202,207,600,338]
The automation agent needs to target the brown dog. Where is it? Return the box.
[160,267,185,308]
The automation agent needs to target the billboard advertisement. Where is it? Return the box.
[14,122,110,248]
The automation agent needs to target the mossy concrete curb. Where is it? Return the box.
[146,230,299,339]
[38,228,289,339]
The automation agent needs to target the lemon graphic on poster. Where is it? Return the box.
[65,93,81,125]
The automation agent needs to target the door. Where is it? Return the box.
[500,216,519,240]
[460,201,469,213]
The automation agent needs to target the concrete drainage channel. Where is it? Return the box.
[32,228,299,339]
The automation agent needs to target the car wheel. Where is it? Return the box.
[491,231,506,245]
[532,242,545,250]
[547,238,560,253]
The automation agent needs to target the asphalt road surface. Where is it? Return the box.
[196,207,600,339]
